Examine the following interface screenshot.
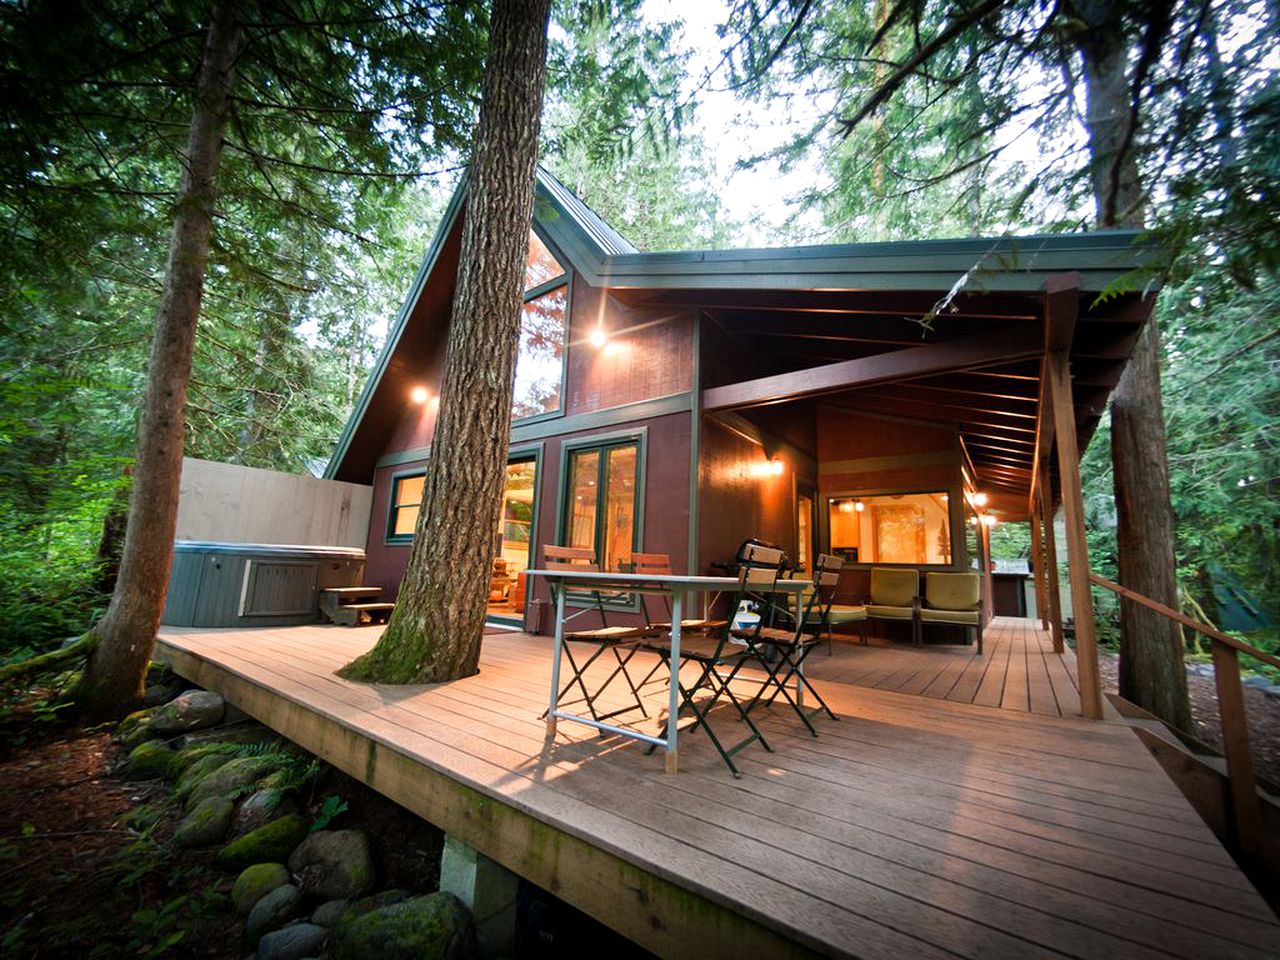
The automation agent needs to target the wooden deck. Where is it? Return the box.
[808,616,1086,718]
[156,621,1280,959]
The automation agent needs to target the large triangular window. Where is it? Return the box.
[514,230,568,420]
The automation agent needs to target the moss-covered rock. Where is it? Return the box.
[232,862,291,915]
[172,742,231,777]
[117,708,158,748]
[150,689,224,734]
[215,814,308,872]
[173,795,233,849]
[126,739,175,780]
[174,751,234,797]
[245,882,303,944]
[187,755,277,810]
[330,893,476,960]
[287,829,373,900]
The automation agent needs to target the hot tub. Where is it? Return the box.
[162,541,366,628]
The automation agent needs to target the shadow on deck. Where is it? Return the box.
[156,622,1280,959]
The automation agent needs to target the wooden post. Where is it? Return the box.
[1046,350,1103,719]
[1211,643,1264,854]
[1029,501,1049,631]
[1036,469,1066,655]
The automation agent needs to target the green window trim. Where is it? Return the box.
[386,470,426,544]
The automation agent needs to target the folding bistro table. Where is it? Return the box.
[526,569,812,774]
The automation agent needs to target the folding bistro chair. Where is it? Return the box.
[641,558,783,778]
[727,553,843,736]
[626,552,729,690]
[540,545,656,727]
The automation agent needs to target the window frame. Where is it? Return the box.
[554,427,647,609]
[511,226,572,426]
[385,468,428,544]
[821,483,964,570]
[486,442,545,626]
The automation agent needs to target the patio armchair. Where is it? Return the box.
[539,544,659,727]
[920,572,984,654]
[861,567,921,645]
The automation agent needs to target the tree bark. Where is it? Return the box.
[341,0,553,684]
[1076,1,1191,730]
[78,1,242,721]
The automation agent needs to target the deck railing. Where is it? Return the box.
[1089,572,1278,855]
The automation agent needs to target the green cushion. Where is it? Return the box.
[827,604,867,623]
[925,572,980,611]
[870,568,919,607]
[920,608,980,625]
[867,604,914,620]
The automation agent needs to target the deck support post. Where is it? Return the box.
[1036,467,1066,655]
[1029,501,1049,630]
[1046,350,1103,719]
[440,833,519,958]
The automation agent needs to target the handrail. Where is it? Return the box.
[1089,573,1280,670]
[1089,572,1266,855]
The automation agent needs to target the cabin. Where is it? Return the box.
[157,169,1280,958]
[326,167,1149,703]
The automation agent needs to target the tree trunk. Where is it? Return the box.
[341,0,553,684]
[78,1,242,721]
[1076,2,1191,730]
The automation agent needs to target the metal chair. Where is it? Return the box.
[641,556,783,778]
[540,545,657,727]
[728,553,843,736]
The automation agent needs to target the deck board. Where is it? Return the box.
[156,621,1280,959]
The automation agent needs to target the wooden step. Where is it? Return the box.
[345,602,395,612]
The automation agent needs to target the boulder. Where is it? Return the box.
[256,922,327,960]
[310,899,350,928]
[150,690,225,734]
[330,893,476,960]
[126,740,175,781]
[143,680,184,708]
[287,830,374,900]
[117,708,158,748]
[187,756,278,810]
[216,814,309,873]
[245,883,303,943]
[175,751,234,796]
[174,795,234,849]
[233,789,299,838]
[344,889,409,919]
[232,863,291,916]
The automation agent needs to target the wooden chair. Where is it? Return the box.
[541,545,657,727]
[627,552,728,635]
[861,567,921,645]
[920,571,984,654]
[728,553,843,735]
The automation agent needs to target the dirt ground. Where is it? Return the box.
[0,717,240,960]
[1098,650,1280,785]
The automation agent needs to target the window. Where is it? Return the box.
[388,473,425,541]
[563,440,639,573]
[514,231,568,420]
[828,490,952,565]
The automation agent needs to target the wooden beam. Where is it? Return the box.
[1044,273,1080,351]
[1037,464,1066,654]
[1029,501,1049,630]
[1046,350,1103,718]
[702,326,1042,411]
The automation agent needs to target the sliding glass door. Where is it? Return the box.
[487,455,539,620]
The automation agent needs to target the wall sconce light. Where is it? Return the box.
[410,385,430,405]
[589,327,608,349]
[770,458,784,476]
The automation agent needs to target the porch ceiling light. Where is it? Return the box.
[981,514,998,527]
[973,492,989,507]
[410,385,430,405]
